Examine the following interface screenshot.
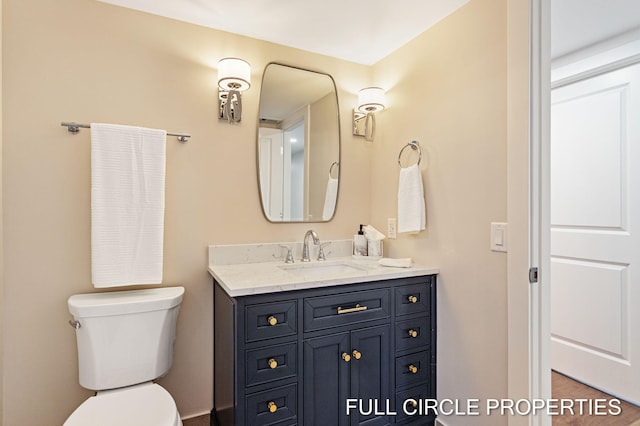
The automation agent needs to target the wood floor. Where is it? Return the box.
[552,371,640,425]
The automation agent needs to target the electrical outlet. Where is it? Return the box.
[387,218,397,239]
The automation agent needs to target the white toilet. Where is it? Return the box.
[64,286,185,426]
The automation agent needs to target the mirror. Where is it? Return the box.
[258,63,340,222]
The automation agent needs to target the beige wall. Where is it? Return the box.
[371,0,509,424]
[308,93,338,220]
[1,0,370,424]
[1,0,524,425]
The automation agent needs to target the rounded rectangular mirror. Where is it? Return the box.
[258,63,340,222]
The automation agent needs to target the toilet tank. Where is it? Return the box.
[68,286,185,391]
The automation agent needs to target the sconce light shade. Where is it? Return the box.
[357,87,386,113]
[218,58,251,92]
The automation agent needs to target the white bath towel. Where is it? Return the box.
[91,123,167,287]
[397,164,425,234]
[322,176,338,220]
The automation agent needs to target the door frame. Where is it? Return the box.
[507,0,551,425]
[521,4,640,426]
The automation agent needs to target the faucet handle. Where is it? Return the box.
[279,245,295,263]
[317,242,332,261]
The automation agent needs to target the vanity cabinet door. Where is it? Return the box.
[350,325,391,426]
[303,332,350,426]
[303,325,390,426]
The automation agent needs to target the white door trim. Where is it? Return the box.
[507,0,551,424]
[529,0,551,424]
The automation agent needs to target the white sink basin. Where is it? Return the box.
[278,261,368,278]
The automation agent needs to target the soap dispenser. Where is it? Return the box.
[353,224,368,256]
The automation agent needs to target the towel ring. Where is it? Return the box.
[329,161,339,178]
[398,140,422,168]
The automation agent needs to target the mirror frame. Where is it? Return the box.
[256,62,341,223]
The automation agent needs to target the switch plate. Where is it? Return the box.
[387,218,397,239]
[491,222,508,252]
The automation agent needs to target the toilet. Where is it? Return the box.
[64,286,185,426]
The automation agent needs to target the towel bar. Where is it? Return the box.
[61,122,191,143]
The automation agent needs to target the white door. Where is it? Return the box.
[258,129,285,220]
[550,63,640,404]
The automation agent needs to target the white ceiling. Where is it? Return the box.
[96,0,470,65]
[96,0,640,65]
[551,0,640,59]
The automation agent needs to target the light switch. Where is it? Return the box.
[491,222,508,253]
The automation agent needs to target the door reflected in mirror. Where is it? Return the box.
[258,63,340,222]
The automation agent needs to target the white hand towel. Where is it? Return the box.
[322,176,338,220]
[91,123,167,287]
[397,164,426,234]
[379,258,413,268]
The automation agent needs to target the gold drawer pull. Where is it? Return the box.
[408,364,419,374]
[409,400,418,408]
[408,295,418,303]
[352,350,362,360]
[342,352,351,362]
[267,315,278,326]
[408,329,418,338]
[337,304,368,314]
[268,358,278,369]
[268,401,278,413]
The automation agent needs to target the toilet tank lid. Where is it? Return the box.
[68,286,185,318]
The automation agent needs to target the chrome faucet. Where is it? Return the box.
[301,229,320,262]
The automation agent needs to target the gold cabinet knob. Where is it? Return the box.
[408,364,418,374]
[268,401,277,413]
[408,295,418,303]
[268,358,278,369]
[408,329,418,338]
[267,315,278,326]
[409,400,418,408]
[352,350,362,360]
[341,352,351,362]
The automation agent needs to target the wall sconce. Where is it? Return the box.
[353,87,386,141]
[218,58,251,123]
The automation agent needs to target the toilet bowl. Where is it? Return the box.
[65,286,185,425]
[64,382,182,426]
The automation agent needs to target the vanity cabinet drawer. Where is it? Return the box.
[395,385,435,424]
[395,317,430,351]
[246,383,297,426]
[395,283,429,317]
[303,288,390,332]
[245,343,297,387]
[245,300,297,342]
[395,351,431,389]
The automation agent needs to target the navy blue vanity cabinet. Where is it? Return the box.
[212,274,437,426]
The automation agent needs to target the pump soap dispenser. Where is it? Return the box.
[353,224,368,256]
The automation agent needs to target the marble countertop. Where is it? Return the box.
[208,241,438,297]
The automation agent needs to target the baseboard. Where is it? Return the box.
[435,418,448,426]
[181,411,211,420]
